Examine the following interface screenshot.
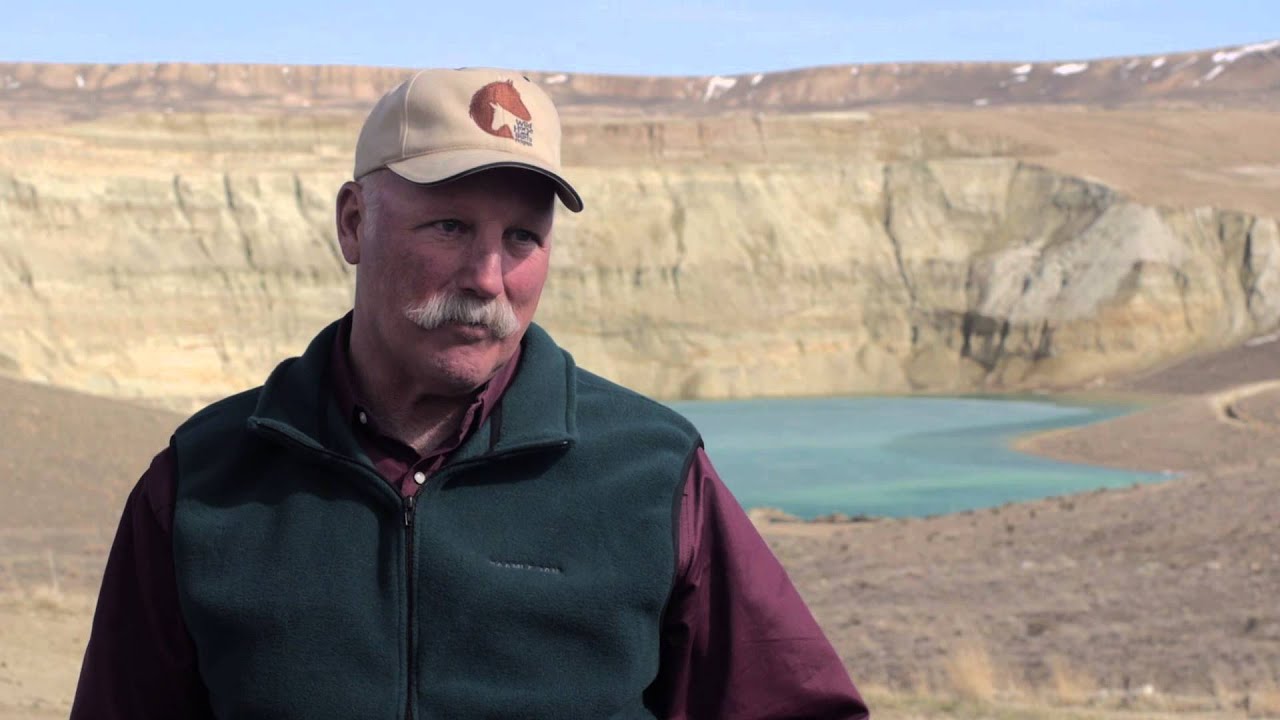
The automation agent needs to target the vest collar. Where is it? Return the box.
[247,319,578,463]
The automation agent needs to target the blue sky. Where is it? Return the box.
[4,1,1278,76]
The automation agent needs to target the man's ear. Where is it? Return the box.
[335,180,366,265]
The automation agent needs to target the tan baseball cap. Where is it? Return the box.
[354,68,583,213]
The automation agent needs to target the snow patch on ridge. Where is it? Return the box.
[543,74,568,85]
[1053,62,1088,76]
[1012,63,1032,75]
[1213,40,1280,64]
[703,75,737,102]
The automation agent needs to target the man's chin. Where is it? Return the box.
[424,349,506,396]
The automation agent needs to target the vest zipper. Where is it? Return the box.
[250,420,570,718]
[403,493,417,720]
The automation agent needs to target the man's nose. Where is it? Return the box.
[456,230,505,299]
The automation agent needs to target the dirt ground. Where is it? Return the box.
[765,435,1278,704]
[1,339,1278,718]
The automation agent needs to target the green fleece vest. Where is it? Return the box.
[172,321,701,720]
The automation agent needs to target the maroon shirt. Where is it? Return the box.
[72,320,868,719]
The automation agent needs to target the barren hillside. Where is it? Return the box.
[1,39,1278,127]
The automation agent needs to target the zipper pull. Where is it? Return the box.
[403,495,416,527]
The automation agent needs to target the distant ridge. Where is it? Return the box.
[1,39,1278,125]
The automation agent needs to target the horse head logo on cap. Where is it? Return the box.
[469,80,534,147]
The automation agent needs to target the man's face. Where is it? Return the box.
[337,167,556,396]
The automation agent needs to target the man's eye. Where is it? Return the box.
[509,229,541,245]
[435,219,466,234]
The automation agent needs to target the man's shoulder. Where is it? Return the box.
[174,385,264,441]
[167,386,269,487]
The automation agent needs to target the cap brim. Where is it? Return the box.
[386,149,583,213]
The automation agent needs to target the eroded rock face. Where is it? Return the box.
[1,111,1278,409]
[542,157,1280,399]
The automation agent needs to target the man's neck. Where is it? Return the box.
[365,391,469,456]
[347,326,474,456]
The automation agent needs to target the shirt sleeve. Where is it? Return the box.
[71,446,214,719]
[647,447,869,719]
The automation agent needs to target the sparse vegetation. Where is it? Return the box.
[24,584,74,614]
[1246,682,1280,719]
[943,641,1000,702]
[852,639,1277,719]
[1045,655,1098,705]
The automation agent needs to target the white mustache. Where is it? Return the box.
[404,293,520,339]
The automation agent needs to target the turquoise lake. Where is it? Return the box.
[665,396,1168,519]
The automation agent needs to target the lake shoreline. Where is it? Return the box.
[748,380,1264,528]
[751,335,1280,523]
[750,373,1279,702]
[680,392,1167,520]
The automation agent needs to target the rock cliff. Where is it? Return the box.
[2,106,1278,409]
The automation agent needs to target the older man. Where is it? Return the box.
[72,68,868,719]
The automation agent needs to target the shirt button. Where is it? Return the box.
[413,471,426,485]
[357,411,368,425]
